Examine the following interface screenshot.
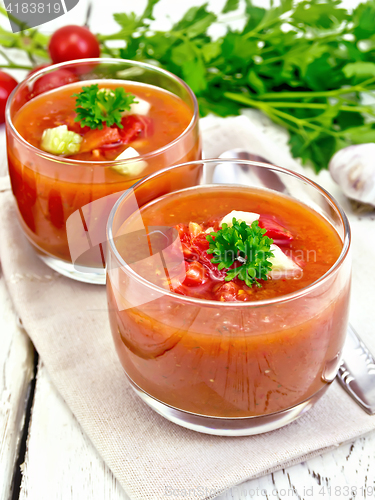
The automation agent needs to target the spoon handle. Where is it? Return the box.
[337,324,375,415]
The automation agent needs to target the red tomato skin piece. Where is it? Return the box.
[182,262,208,287]
[79,126,121,153]
[258,215,293,245]
[119,115,153,144]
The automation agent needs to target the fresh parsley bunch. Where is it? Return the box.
[99,0,375,172]
[206,218,274,288]
[74,84,137,129]
[4,0,375,171]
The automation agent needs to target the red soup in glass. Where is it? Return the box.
[6,59,201,284]
[107,159,351,436]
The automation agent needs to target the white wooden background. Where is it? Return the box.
[1,1,375,499]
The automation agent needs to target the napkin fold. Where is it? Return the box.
[1,116,375,500]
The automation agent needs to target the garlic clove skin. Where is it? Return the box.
[329,143,375,207]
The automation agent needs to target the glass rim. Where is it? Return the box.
[5,57,199,167]
[107,158,351,308]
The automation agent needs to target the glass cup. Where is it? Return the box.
[106,159,351,436]
[6,58,201,284]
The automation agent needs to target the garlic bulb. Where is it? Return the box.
[329,144,375,206]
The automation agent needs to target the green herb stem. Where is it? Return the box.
[253,101,374,114]
[0,62,33,69]
[261,79,375,100]
[0,5,29,29]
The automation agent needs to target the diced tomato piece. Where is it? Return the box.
[258,216,293,245]
[214,281,240,302]
[79,126,121,153]
[179,243,194,260]
[191,233,210,252]
[119,115,153,144]
[62,114,91,135]
[175,224,195,259]
[182,262,208,287]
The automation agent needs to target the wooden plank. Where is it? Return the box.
[216,433,375,498]
[0,271,34,500]
[19,362,130,500]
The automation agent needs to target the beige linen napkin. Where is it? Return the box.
[1,116,375,500]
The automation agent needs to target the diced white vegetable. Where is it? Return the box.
[205,227,215,234]
[112,147,147,176]
[269,244,301,279]
[40,125,82,155]
[115,147,139,161]
[122,97,151,116]
[220,210,260,227]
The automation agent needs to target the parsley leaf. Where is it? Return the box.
[172,4,216,39]
[73,84,137,130]
[206,218,274,288]
[222,0,240,14]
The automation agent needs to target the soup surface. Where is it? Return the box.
[115,186,343,301]
[13,80,194,161]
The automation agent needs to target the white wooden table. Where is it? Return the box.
[1,1,375,499]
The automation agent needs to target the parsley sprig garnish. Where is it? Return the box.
[73,84,137,130]
[206,218,274,288]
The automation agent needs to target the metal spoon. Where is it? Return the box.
[219,148,375,415]
[216,148,288,193]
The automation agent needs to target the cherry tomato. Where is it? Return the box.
[32,68,79,96]
[0,71,18,123]
[48,25,100,64]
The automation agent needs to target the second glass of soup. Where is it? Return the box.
[6,59,201,284]
[106,159,351,436]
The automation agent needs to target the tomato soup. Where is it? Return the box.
[7,79,201,267]
[107,186,350,418]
